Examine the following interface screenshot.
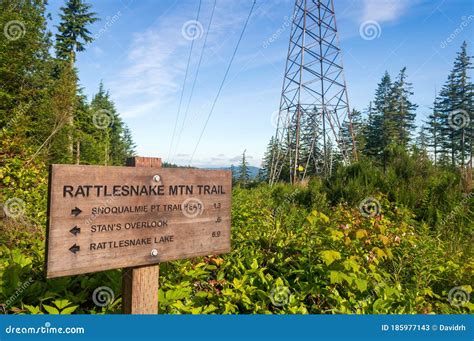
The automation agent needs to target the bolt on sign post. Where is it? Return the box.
[45,157,232,314]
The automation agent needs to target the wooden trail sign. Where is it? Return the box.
[46,162,232,279]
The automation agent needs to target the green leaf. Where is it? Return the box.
[355,279,368,292]
[60,305,78,314]
[329,271,344,284]
[320,250,342,266]
[24,305,43,314]
[53,299,70,310]
[43,305,60,314]
[251,259,258,270]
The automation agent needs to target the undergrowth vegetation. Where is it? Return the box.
[0,152,472,314]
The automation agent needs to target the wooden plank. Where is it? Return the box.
[123,156,161,315]
[45,163,232,278]
[122,264,160,314]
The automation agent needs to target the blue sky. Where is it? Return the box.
[45,0,474,167]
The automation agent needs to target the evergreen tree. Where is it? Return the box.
[87,82,135,166]
[425,97,446,165]
[390,67,417,146]
[451,42,473,168]
[415,126,429,161]
[340,109,365,160]
[299,107,323,177]
[260,136,277,182]
[364,69,417,167]
[55,0,98,162]
[363,101,383,159]
[0,0,54,151]
[237,149,251,187]
[55,0,98,63]
[436,42,473,167]
[366,71,395,165]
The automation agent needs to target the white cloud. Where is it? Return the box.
[109,24,183,118]
[361,0,418,23]
[108,1,253,119]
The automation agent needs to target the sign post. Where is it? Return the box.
[122,157,162,314]
[45,156,232,314]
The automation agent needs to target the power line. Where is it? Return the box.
[189,0,257,164]
[167,0,203,161]
[172,0,217,162]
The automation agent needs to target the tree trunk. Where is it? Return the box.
[75,139,80,165]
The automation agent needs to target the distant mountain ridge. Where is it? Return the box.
[206,166,260,179]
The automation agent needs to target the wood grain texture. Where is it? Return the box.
[46,161,232,278]
[122,264,160,314]
[123,157,161,315]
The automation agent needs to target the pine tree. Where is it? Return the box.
[81,82,137,166]
[390,67,417,146]
[0,0,54,151]
[436,42,473,167]
[340,109,365,159]
[237,149,251,187]
[415,126,429,158]
[55,0,98,64]
[363,101,383,159]
[364,69,417,167]
[260,136,277,182]
[299,107,323,177]
[55,0,98,162]
[122,126,137,160]
[451,42,473,168]
[425,97,445,165]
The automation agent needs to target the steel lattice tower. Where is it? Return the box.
[270,0,357,184]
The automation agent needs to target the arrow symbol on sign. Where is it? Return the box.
[71,207,82,217]
[70,226,80,236]
[69,244,80,254]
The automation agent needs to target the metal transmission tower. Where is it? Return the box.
[270,0,357,184]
